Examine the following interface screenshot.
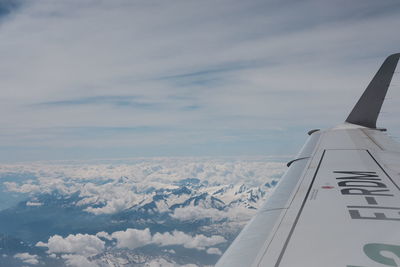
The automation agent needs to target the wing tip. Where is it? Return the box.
[389,52,400,58]
[345,53,400,128]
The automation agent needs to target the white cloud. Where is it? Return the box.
[14,253,39,265]
[4,182,40,193]
[61,254,98,267]
[83,189,138,215]
[51,227,228,253]
[145,259,176,267]
[152,230,226,250]
[26,201,43,206]
[206,247,222,255]
[109,227,227,251]
[145,259,200,267]
[111,228,152,250]
[171,206,228,221]
[36,233,105,256]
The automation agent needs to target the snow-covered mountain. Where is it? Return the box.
[0,157,286,267]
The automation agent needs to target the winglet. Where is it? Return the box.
[346,53,400,128]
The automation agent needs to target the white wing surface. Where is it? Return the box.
[216,53,400,267]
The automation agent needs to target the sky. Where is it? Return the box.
[0,0,400,162]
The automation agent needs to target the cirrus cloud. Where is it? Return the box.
[0,0,399,161]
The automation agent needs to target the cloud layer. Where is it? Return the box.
[0,0,399,161]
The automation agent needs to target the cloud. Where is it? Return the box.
[6,157,284,266]
[110,228,152,250]
[4,157,285,266]
[0,0,399,161]
[61,254,98,267]
[171,206,228,221]
[26,201,43,206]
[145,259,186,267]
[38,227,227,262]
[109,228,226,251]
[36,95,156,109]
[36,234,103,266]
[145,259,200,267]
[152,230,226,250]
[83,189,138,215]
[206,247,222,255]
[36,233,105,256]
[0,158,285,216]
[4,181,40,193]
[13,253,39,265]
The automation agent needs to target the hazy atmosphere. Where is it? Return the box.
[0,0,399,162]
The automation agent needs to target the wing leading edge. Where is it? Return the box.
[216,54,400,267]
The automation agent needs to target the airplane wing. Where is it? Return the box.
[215,53,400,267]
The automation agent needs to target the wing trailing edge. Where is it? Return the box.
[346,53,400,128]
